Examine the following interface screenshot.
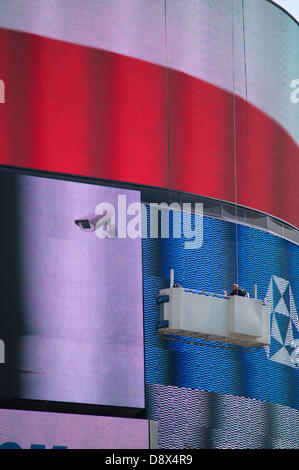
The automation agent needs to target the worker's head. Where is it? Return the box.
[232,284,239,291]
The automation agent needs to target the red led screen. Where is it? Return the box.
[0,27,298,227]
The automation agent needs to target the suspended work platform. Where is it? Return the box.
[157,286,270,348]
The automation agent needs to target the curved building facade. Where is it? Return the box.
[0,0,298,226]
[0,0,298,450]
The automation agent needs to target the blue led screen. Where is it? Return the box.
[142,209,299,413]
[146,384,299,449]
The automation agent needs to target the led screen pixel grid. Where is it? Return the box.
[142,209,299,413]
[147,384,299,449]
[0,409,149,449]
[0,172,144,409]
[0,0,298,227]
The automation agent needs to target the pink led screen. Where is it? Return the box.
[0,409,149,449]
[0,172,144,409]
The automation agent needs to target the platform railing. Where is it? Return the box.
[183,288,229,300]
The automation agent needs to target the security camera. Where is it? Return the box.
[75,212,106,231]
[75,210,115,237]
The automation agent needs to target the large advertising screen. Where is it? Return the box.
[0,409,149,449]
[143,209,299,412]
[0,171,144,409]
[0,0,298,227]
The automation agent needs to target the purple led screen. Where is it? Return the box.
[0,173,144,408]
[0,409,149,449]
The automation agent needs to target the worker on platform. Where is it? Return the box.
[224,284,249,297]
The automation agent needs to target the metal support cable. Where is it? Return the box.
[164,0,174,273]
[242,0,256,286]
[232,0,239,286]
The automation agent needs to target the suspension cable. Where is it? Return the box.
[242,0,256,288]
[164,0,174,276]
[231,0,239,286]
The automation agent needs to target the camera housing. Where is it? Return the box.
[75,210,115,237]
[75,213,105,232]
